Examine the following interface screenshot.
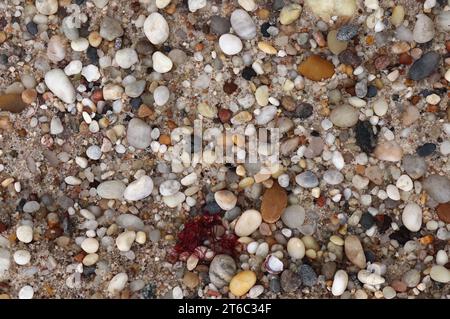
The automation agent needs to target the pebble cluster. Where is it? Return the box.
[0,0,450,299]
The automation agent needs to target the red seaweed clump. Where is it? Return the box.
[172,214,239,261]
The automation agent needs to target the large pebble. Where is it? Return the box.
[115,48,138,69]
[357,270,385,285]
[402,203,422,232]
[344,235,366,269]
[261,182,287,223]
[323,170,344,185]
[209,254,237,288]
[332,270,348,296]
[13,250,31,266]
[234,210,262,237]
[214,190,237,210]
[35,0,58,15]
[50,117,64,134]
[230,9,256,40]
[280,4,302,25]
[97,180,126,199]
[124,175,153,201]
[305,0,356,20]
[116,214,144,231]
[116,231,136,252]
[153,86,170,106]
[100,17,123,41]
[16,225,33,243]
[159,180,181,196]
[127,118,152,149]
[408,51,440,81]
[152,52,173,73]
[402,155,427,179]
[374,141,403,162]
[287,237,305,260]
[229,270,257,297]
[44,69,76,104]
[143,13,169,45]
[413,14,435,43]
[430,265,450,283]
[219,33,242,55]
[295,171,319,188]
[163,192,186,208]
[423,175,450,203]
[329,104,358,128]
[281,205,305,229]
[108,273,128,294]
[298,55,335,81]
[81,238,99,254]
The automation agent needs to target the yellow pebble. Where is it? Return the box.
[258,41,277,55]
[229,270,257,297]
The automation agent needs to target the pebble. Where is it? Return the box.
[230,9,256,40]
[209,254,237,288]
[219,34,243,56]
[35,0,58,15]
[402,203,422,232]
[44,69,76,104]
[287,237,305,260]
[100,17,123,41]
[344,235,366,268]
[229,270,256,297]
[436,203,450,223]
[18,285,34,299]
[210,16,231,35]
[16,225,33,243]
[159,180,180,196]
[332,270,348,296]
[81,65,100,82]
[214,190,237,210]
[408,51,440,81]
[298,264,317,287]
[153,86,170,106]
[298,55,335,81]
[13,250,31,265]
[81,238,99,254]
[261,182,287,223]
[248,285,264,298]
[396,174,413,191]
[295,171,319,188]
[280,269,301,292]
[329,105,359,128]
[152,51,173,73]
[108,273,128,294]
[413,14,435,43]
[337,24,359,41]
[382,286,396,299]
[423,175,450,204]
[116,214,144,231]
[127,118,152,149]
[234,210,262,237]
[327,30,348,55]
[124,175,153,201]
[323,170,344,185]
[23,201,40,213]
[281,205,305,229]
[86,145,102,160]
[402,155,427,179]
[279,4,302,25]
[416,143,436,157]
[116,231,136,252]
[357,270,385,285]
[188,0,206,12]
[97,180,126,199]
[374,141,403,162]
[436,250,449,266]
[402,269,420,287]
[430,265,450,283]
[115,48,138,69]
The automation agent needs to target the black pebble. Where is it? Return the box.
[130,97,142,109]
[294,102,313,119]
[389,226,411,245]
[364,250,377,263]
[242,66,256,80]
[355,120,377,154]
[416,143,436,157]
[26,21,38,36]
[366,85,377,98]
[360,212,374,229]
[375,215,392,234]
[86,46,99,64]
[203,201,222,215]
[74,0,86,4]
[0,53,8,65]
[261,22,272,37]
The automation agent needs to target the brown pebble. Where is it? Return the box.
[159,134,171,145]
[218,108,232,123]
[298,55,335,81]
[223,81,238,94]
[436,203,450,224]
[374,55,390,70]
[391,280,407,292]
[183,271,200,289]
[281,96,296,111]
[21,89,37,104]
[138,104,154,118]
[261,181,287,223]
[398,53,413,65]
[0,94,28,113]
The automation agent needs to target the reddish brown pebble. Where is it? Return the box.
[159,134,171,145]
[398,53,413,65]
[260,182,288,223]
[91,89,104,103]
[218,108,232,123]
[21,89,37,104]
[391,280,407,292]
[374,55,390,70]
[0,94,28,113]
[223,81,238,94]
[298,55,335,81]
[436,203,450,223]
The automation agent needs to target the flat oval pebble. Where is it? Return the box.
[423,175,450,204]
[143,13,169,45]
[287,237,305,260]
[298,55,335,81]
[97,180,126,199]
[229,270,257,297]
[219,34,243,55]
[329,104,359,128]
[230,9,256,40]
[116,231,136,252]
[281,205,305,229]
[295,171,319,188]
[44,69,76,104]
[332,270,348,296]
[209,254,237,288]
[214,190,237,210]
[127,118,151,149]
[108,273,128,294]
[344,235,366,269]
[260,182,287,223]
[430,265,450,283]
[402,203,422,232]
[124,175,153,201]
[234,210,262,237]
